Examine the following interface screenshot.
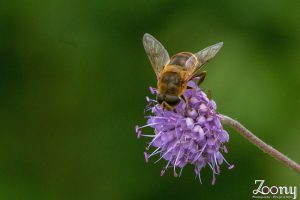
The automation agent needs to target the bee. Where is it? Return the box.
[143,33,223,110]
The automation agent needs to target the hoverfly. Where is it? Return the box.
[143,33,223,110]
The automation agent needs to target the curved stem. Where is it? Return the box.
[219,114,300,174]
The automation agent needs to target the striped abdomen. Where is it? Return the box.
[169,52,194,68]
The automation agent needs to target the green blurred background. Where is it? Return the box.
[0,0,300,199]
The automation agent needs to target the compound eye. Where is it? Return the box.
[165,95,180,106]
[156,94,164,104]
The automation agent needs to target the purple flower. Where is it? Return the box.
[136,81,234,184]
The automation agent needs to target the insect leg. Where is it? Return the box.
[194,71,206,86]
[180,95,189,110]
[207,89,212,100]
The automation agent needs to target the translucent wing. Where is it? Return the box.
[185,42,223,80]
[143,33,170,78]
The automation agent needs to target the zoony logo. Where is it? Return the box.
[253,180,297,199]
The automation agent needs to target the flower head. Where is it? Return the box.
[136,81,233,184]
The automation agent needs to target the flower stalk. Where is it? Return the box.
[136,81,300,185]
[219,114,300,174]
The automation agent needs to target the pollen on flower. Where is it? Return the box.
[135,81,233,184]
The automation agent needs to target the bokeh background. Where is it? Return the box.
[0,0,300,199]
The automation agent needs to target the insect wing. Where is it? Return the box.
[185,42,223,79]
[143,33,170,78]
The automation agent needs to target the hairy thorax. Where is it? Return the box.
[158,65,187,96]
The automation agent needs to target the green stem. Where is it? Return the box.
[219,114,300,174]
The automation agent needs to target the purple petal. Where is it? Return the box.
[137,80,233,183]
